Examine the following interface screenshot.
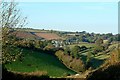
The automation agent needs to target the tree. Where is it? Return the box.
[86,52,92,69]
[71,45,80,58]
[1,1,27,63]
[108,37,113,43]
[44,43,55,51]
[34,40,44,49]
[70,58,85,72]
[55,50,64,59]
[92,45,104,55]
[109,48,120,64]
[80,45,87,51]
[95,38,103,46]
[64,46,70,55]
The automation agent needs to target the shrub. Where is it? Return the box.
[55,50,86,72]
[87,62,120,80]
[70,58,85,72]
[109,48,120,64]
[55,50,64,59]
[44,43,55,51]
[80,46,87,51]
[62,55,73,66]
[2,67,49,80]
[71,46,81,57]
[93,45,104,54]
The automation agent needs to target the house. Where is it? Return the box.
[51,39,64,48]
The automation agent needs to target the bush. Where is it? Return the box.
[44,43,55,51]
[62,55,73,66]
[70,58,85,72]
[109,48,120,64]
[55,50,85,72]
[71,46,81,57]
[93,45,104,54]
[55,50,64,59]
[87,62,120,80]
[2,67,49,80]
[80,46,87,51]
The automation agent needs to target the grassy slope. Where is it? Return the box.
[67,42,111,69]
[68,42,110,59]
[5,48,76,77]
[67,43,96,49]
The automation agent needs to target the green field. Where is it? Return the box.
[67,42,111,69]
[5,48,76,77]
[68,42,110,59]
[67,42,96,49]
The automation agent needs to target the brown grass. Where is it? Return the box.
[14,71,48,76]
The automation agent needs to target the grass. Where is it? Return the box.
[94,53,109,60]
[109,43,118,49]
[67,42,96,49]
[76,42,110,69]
[5,48,76,77]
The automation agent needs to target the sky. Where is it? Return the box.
[4,0,119,2]
[18,2,118,34]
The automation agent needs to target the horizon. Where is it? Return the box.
[20,27,118,35]
[18,2,118,34]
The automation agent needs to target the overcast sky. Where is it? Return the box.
[18,2,118,34]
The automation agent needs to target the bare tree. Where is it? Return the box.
[0,1,27,63]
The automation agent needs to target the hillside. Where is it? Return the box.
[11,31,41,40]
[34,32,62,40]
[3,28,120,79]
[2,1,120,79]
[5,48,76,77]
[11,30,62,40]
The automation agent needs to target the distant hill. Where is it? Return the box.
[11,31,41,40]
[11,30,62,40]
[34,32,62,40]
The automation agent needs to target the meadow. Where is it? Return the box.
[5,48,76,77]
[67,42,96,49]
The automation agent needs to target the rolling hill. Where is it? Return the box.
[11,31,62,40]
[5,48,76,77]
[34,32,62,40]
